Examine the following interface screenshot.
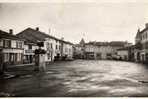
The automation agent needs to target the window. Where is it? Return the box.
[28,45,32,49]
[17,53,22,61]
[16,42,19,48]
[145,42,148,49]
[51,44,53,49]
[143,35,145,40]
[47,53,51,59]
[146,32,148,39]
[59,45,61,50]
[16,41,23,48]
[69,49,71,53]
[56,45,58,49]
[107,53,111,56]
[0,40,3,47]
[65,48,68,52]
[4,40,11,48]
[46,42,50,50]
[4,53,9,62]
[19,42,23,48]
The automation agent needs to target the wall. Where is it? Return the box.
[117,50,128,60]
[43,38,56,62]
[24,44,38,55]
[63,43,73,58]
[85,45,117,59]
[2,39,24,65]
[11,40,17,48]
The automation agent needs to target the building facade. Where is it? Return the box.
[134,23,148,63]
[23,42,38,63]
[117,47,129,61]
[0,29,24,69]
[61,41,73,60]
[83,41,131,60]
[73,38,85,59]
[84,43,99,59]
[17,27,74,63]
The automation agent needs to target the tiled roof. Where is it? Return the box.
[109,41,127,46]
[16,28,73,45]
[0,30,23,40]
[85,41,127,47]
[140,27,148,34]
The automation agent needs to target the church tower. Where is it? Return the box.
[79,38,85,47]
[135,28,141,44]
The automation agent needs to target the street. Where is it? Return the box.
[1,60,148,97]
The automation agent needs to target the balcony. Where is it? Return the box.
[25,50,34,53]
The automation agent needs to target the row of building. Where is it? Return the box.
[134,23,148,63]
[115,23,148,63]
[0,26,132,69]
[0,27,74,69]
[74,23,148,64]
[74,38,132,60]
[1,23,148,70]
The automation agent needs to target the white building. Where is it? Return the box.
[117,48,129,60]
[0,29,24,68]
[17,27,74,63]
[74,38,86,59]
[61,41,73,60]
[97,46,114,59]
[134,23,148,63]
[23,42,38,63]
[84,41,131,60]
[85,44,99,59]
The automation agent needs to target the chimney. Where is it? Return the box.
[61,37,64,40]
[36,27,39,31]
[137,28,140,33]
[9,29,13,35]
[145,23,148,28]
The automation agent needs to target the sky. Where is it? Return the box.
[0,0,148,44]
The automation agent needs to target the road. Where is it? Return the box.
[1,60,148,97]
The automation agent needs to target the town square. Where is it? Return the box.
[0,1,148,97]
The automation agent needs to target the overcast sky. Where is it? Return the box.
[0,1,148,44]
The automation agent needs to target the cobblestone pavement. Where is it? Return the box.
[0,60,148,97]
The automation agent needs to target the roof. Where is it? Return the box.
[135,29,141,38]
[109,41,128,47]
[85,41,127,47]
[16,28,73,45]
[140,27,148,34]
[136,25,148,36]
[62,40,73,45]
[0,30,23,40]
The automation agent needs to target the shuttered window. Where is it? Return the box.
[4,40,11,48]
